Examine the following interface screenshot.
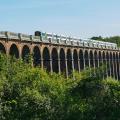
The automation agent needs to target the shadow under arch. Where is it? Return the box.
[90,50,94,68]
[52,48,59,73]
[0,42,6,54]
[79,49,84,71]
[98,51,103,77]
[84,50,89,68]
[33,46,41,67]
[73,49,79,71]
[60,48,66,74]
[116,53,119,80]
[43,47,50,72]
[113,52,117,79]
[110,52,114,77]
[103,51,107,78]
[67,49,72,75]
[22,45,30,62]
[98,51,102,66]
[118,53,120,79]
[106,52,110,76]
[94,51,98,68]
[9,44,19,58]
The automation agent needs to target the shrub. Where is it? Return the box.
[0,54,120,120]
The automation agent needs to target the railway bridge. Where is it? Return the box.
[0,31,120,79]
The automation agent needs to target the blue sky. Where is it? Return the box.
[0,0,120,39]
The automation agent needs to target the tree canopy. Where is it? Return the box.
[0,54,120,120]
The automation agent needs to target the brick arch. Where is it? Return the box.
[67,49,73,75]
[73,49,79,71]
[33,46,41,67]
[60,48,66,74]
[90,50,94,68]
[84,50,89,68]
[9,44,19,58]
[110,52,114,77]
[113,52,117,79]
[0,42,6,54]
[41,45,50,54]
[48,46,58,55]
[79,49,84,71]
[102,51,107,78]
[118,52,120,79]
[51,47,59,73]
[22,45,30,62]
[94,50,98,68]
[113,52,116,60]
[106,51,110,59]
[102,51,106,64]
[116,52,119,60]
[42,47,50,72]
[116,52,119,79]
[21,44,31,53]
[98,51,102,67]
[106,51,110,76]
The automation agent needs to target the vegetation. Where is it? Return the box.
[91,36,120,46]
[0,54,120,120]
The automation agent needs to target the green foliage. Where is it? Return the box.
[0,54,120,120]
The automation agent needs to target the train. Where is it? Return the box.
[35,31,118,49]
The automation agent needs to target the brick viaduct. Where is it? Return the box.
[0,31,120,79]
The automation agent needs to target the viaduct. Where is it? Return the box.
[0,31,120,79]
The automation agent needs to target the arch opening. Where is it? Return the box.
[110,52,114,77]
[99,51,102,66]
[0,43,6,54]
[79,50,84,70]
[22,45,30,62]
[106,52,110,76]
[73,49,79,71]
[116,53,119,80]
[9,44,19,58]
[43,47,50,72]
[94,51,98,68]
[52,48,59,73]
[60,48,66,74]
[118,53,120,80]
[103,51,107,78]
[67,49,72,75]
[98,51,103,77]
[84,50,89,68]
[113,53,117,79]
[33,46,41,67]
[90,51,94,68]
[103,52,106,65]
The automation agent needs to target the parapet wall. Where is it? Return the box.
[0,31,118,50]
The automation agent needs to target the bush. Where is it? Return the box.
[0,54,120,120]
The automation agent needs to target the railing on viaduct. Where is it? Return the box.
[0,31,120,79]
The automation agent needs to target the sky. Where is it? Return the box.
[0,0,120,39]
